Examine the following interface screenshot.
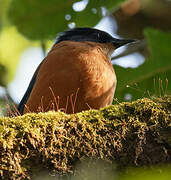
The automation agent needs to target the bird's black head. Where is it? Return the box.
[55,27,135,48]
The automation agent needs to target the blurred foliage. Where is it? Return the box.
[115,28,171,101]
[121,166,171,180]
[0,64,7,87]
[0,0,11,22]
[0,27,35,83]
[28,163,171,180]
[114,0,171,39]
[8,0,124,40]
[0,0,170,104]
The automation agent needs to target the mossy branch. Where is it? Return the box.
[0,96,170,179]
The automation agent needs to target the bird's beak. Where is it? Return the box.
[112,38,136,49]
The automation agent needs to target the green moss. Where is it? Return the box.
[0,96,170,179]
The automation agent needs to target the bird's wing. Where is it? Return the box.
[17,60,44,114]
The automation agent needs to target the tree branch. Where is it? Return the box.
[0,96,170,179]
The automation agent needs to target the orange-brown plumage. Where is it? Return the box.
[24,41,116,114]
[18,28,135,114]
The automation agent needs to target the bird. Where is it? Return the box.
[18,27,135,115]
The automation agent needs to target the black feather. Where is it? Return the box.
[55,27,114,44]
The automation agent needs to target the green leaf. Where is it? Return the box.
[8,0,74,40]
[8,0,125,40]
[115,28,171,101]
